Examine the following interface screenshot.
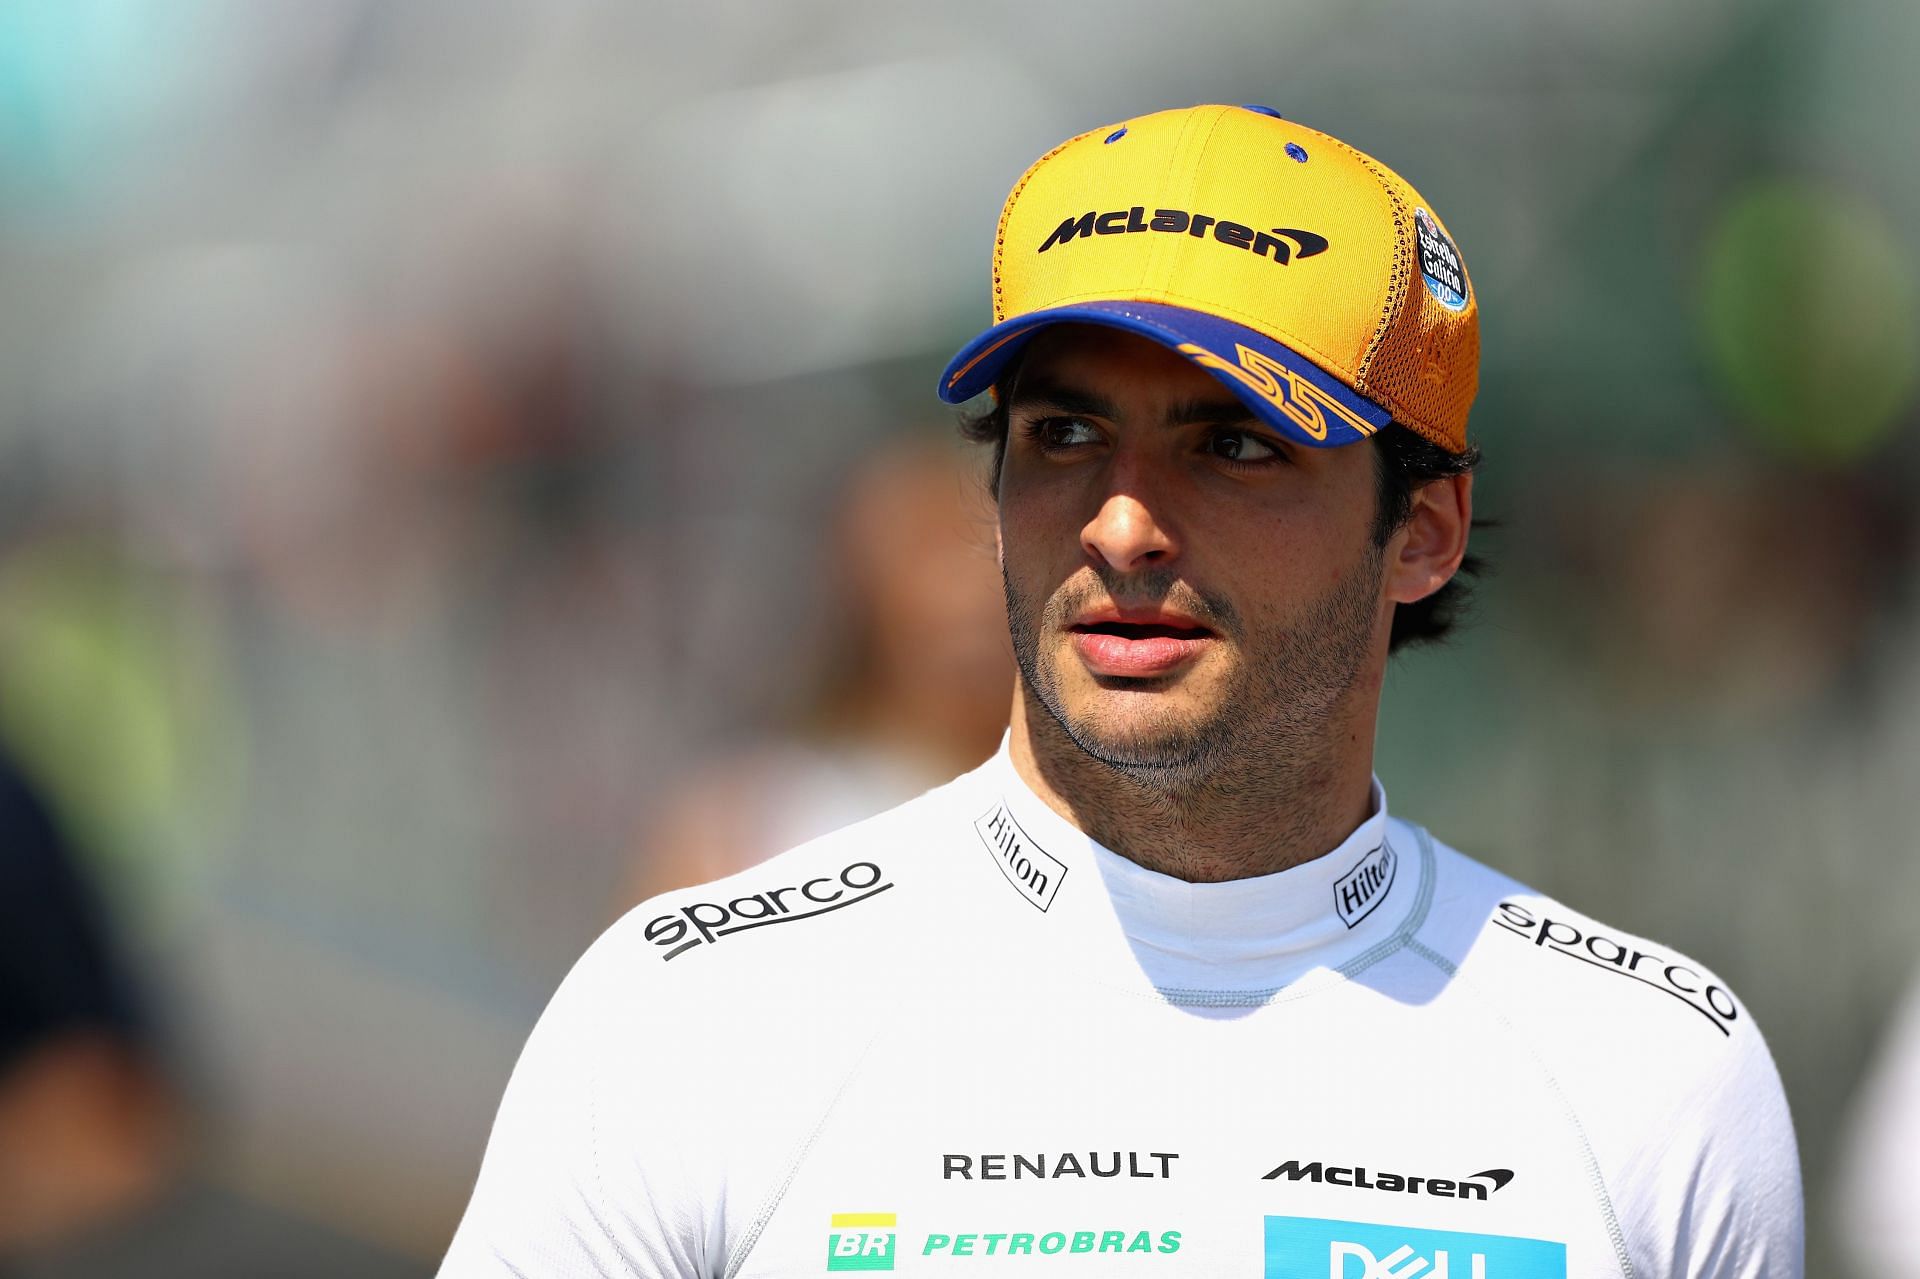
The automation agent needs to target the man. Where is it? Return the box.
[0,741,175,1253]
[441,105,1802,1278]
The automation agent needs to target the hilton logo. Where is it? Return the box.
[975,803,1067,913]
[1333,843,1396,929]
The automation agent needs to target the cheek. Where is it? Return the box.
[1194,500,1372,619]
[1198,495,1311,561]
[996,517,1052,613]
[996,480,1075,576]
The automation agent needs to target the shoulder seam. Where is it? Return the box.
[1402,833,1637,1279]
[580,1010,651,1277]
[1336,825,1438,982]
[723,1026,887,1279]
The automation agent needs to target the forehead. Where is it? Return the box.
[1010,325,1235,415]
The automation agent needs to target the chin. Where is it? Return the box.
[1055,695,1228,776]
[1018,639,1237,780]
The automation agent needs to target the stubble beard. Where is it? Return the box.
[1003,545,1386,796]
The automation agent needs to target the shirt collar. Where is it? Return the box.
[977,735,1411,995]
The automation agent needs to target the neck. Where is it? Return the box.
[1006,686,1379,884]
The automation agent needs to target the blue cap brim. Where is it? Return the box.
[936,301,1391,448]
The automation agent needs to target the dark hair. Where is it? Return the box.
[958,370,1485,653]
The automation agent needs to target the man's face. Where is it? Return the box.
[996,325,1391,780]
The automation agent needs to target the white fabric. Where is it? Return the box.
[1837,970,1920,1275]
[441,742,1802,1278]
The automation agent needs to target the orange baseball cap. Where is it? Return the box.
[938,104,1479,454]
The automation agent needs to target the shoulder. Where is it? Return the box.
[571,770,989,1046]
[618,776,973,973]
[1395,819,1750,1048]
[453,774,993,1263]
[1397,819,1803,1275]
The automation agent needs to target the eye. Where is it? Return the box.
[1022,415,1103,452]
[1206,428,1282,463]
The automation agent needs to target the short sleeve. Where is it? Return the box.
[1610,1016,1804,1278]
[436,930,709,1279]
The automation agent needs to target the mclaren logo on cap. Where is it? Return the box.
[1038,207,1328,264]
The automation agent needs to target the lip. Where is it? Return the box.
[1067,605,1215,679]
[1070,604,1212,632]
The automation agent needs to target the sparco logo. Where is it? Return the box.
[1491,902,1739,1037]
[644,862,892,961]
[1333,842,1396,928]
[1262,1159,1513,1201]
[975,804,1067,912]
[1037,206,1328,264]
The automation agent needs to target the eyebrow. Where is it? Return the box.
[1008,376,1256,430]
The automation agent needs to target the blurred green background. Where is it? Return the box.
[1,0,1915,1274]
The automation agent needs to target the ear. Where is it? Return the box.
[1384,473,1472,604]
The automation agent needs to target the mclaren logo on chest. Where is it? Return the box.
[1262,1159,1514,1201]
[1037,207,1328,263]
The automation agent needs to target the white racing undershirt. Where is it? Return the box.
[440,742,1802,1279]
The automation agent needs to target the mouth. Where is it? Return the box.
[1070,620,1211,641]
[1067,616,1215,679]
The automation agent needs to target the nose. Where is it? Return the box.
[1081,484,1179,572]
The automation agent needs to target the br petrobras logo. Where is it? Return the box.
[1263,1216,1565,1278]
[827,1212,897,1271]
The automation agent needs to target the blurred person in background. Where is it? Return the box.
[0,740,174,1256]
[440,105,1801,1277]
[626,433,1011,900]
[1836,970,1920,1276]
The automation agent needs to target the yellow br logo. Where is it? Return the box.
[1176,342,1376,442]
[827,1213,897,1272]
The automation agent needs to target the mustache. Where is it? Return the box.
[1045,564,1239,635]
